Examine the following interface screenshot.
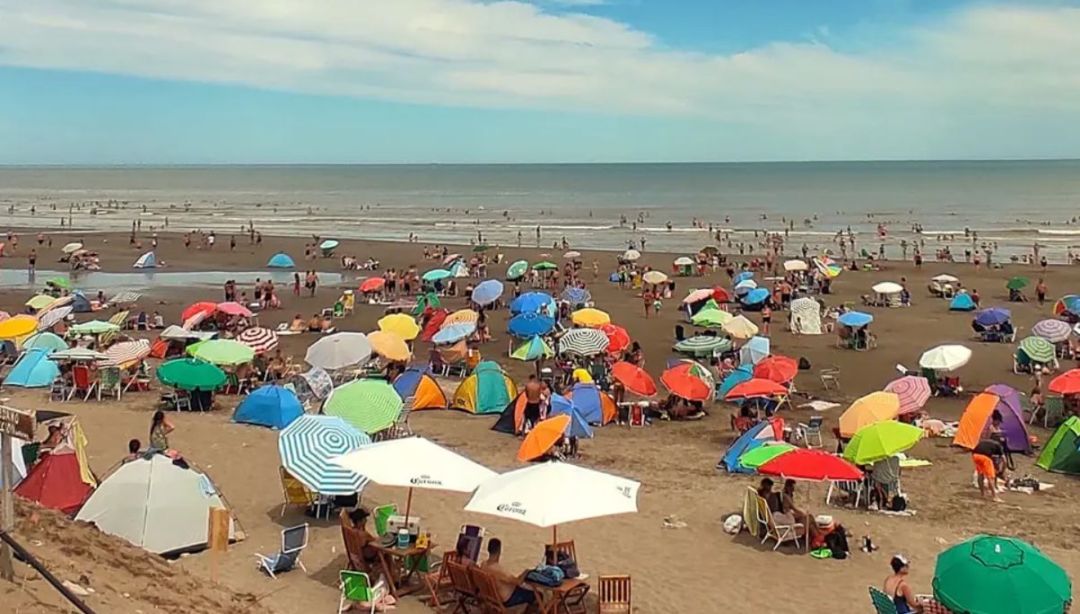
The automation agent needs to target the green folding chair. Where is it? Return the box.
[373,504,397,537]
[869,586,900,614]
[339,571,384,614]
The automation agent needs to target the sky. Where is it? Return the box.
[2,0,1080,164]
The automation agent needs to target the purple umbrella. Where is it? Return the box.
[974,307,1011,327]
[884,376,931,416]
[1032,319,1072,343]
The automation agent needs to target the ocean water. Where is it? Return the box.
[2,161,1080,259]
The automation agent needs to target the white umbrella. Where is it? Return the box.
[931,274,959,283]
[919,344,972,371]
[49,347,108,362]
[304,332,372,371]
[872,282,904,294]
[783,259,808,272]
[642,271,668,285]
[61,242,83,254]
[37,306,72,331]
[332,436,495,522]
[622,249,641,261]
[673,256,695,266]
[159,325,214,341]
[563,251,582,259]
[465,462,640,544]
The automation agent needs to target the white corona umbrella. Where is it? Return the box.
[304,332,372,371]
[919,344,972,371]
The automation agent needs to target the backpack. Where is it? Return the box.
[890,495,908,513]
[525,565,565,587]
[825,527,849,560]
[545,547,580,579]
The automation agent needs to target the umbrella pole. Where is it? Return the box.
[552,525,557,548]
[404,487,413,525]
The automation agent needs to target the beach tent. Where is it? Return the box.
[14,452,94,515]
[718,418,785,473]
[393,367,448,411]
[567,383,617,425]
[451,361,516,415]
[132,251,158,269]
[75,454,236,555]
[493,393,529,435]
[953,386,1031,454]
[1036,417,1080,475]
[232,385,304,430]
[949,293,976,312]
[789,297,822,334]
[70,291,92,313]
[3,348,60,388]
[267,252,295,268]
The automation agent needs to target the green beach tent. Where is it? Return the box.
[1036,416,1080,475]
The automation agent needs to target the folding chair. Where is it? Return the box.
[797,415,824,448]
[255,524,309,578]
[455,524,486,563]
[446,561,480,614]
[98,366,122,401]
[279,467,317,517]
[68,365,98,401]
[869,586,900,614]
[373,504,398,537]
[819,366,840,390]
[597,575,632,614]
[338,570,385,614]
[422,550,461,609]
[468,567,514,614]
[755,495,803,551]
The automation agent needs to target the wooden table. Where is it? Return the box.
[371,542,435,598]
[526,578,589,614]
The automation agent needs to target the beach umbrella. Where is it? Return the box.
[36,306,72,331]
[758,448,863,482]
[683,288,714,304]
[377,314,421,341]
[598,324,630,354]
[1032,319,1072,343]
[506,260,529,281]
[279,415,370,495]
[156,358,226,391]
[367,330,412,362]
[511,336,555,362]
[46,276,72,290]
[181,301,217,323]
[188,339,255,366]
[674,256,695,266]
[741,288,770,305]
[783,260,808,272]
[471,280,504,307]
[305,332,372,371]
[266,252,295,268]
[422,268,452,282]
[1048,369,1080,395]
[932,274,960,283]
[723,315,759,340]
[69,320,120,336]
[1018,336,1056,364]
[23,332,68,351]
[642,271,668,285]
[48,347,107,362]
[561,287,591,307]
[558,328,610,357]
[570,308,610,327]
[919,344,972,371]
[813,256,843,278]
[739,336,771,365]
[102,339,152,367]
[717,365,753,398]
[517,415,572,462]
[837,311,874,328]
[438,310,476,330]
[547,395,593,439]
[661,361,714,402]
[359,277,386,293]
[1054,295,1080,316]
[442,253,462,266]
[563,251,582,259]
[839,391,901,437]
[432,322,476,345]
[472,244,489,253]
[739,444,795,470]
[753,356,799,384]
[132,251,158,269]
[884,376,931,415]
[674,335,731,357]
[872,282,903,295]
[159,325,211,341]
[843,421,923,465]
[532,261,557,272]
[933,535,1071,614]
[25,295,55,311]
[319,239,339,254]
[622,249,641,261]
[975,307,1012,327]
[724,378,789,401]
[215,301,252,318]
[508,312,555,338]
[237,327,279,354]
[734,271,754,284]
[733,279,758,294]
[323,379,404,435]
[611,362,657,396]
[1006,276,1030,291]
[61,242,82,254]
[691,307,733,328]
[510,292,554,314]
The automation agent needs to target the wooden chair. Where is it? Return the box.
[340,510,373,573]
[597,575,631,614]
[421,550,460,610]
[445,560,480,614]
[279,467,317,517]
[755,495,803,551]
[468,567,514,613]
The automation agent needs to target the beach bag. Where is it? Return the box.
[889,495,908,513]
[526,565,565,587]
[798,357,811,370]
[545,548,580,579]
[825,527,849,560]
[723,515,743,535]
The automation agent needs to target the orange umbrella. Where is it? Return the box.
[660,361,714,402]
[359,277,385,293]
[599,324,630,355]
[753,355,799,384]
[724,378,788,401]
[1049,369,1080,395]
[611,362,657,396]
[181,301,217,322]
[517,415,571,462]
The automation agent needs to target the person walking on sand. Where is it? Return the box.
[761,303,772,336]
[642,288,654,319]
[293,272,301,297]
[1036,278,1048,305]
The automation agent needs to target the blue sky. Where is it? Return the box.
[2,0,1080,164]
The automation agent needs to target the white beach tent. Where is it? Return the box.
[789,297,823,335]
[75,454,236,555]
[132,251,158,269]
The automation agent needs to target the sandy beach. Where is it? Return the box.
[3,229,1080,614]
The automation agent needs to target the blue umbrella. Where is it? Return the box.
[975,307,1011,327]
[267,252,295,268]
[510,292,554,314]
[739,336,771,365]
[432,322,477,344]
[278,415,370,495]
[742,288,770,305]
[547,395,593,438]
[508,312,555,338]
[561,287,591,306]
[718,366,753,399]
[838,311,874,328]
[734,271,754,284]
[471,280,504,307]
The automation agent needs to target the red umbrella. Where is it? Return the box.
[181,301,217,323]
[753,355,799,384]
[420,309,449,342]
[712,287,732,303]
[359,277,386,293]
[600,324,630,355]
[724,378,788,400]
[660,361,714,402]
[1049,369,1080,395]
[217,301,253,317]
[611,362,657,396]
[758,449,863,481]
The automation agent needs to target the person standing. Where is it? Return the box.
[761,304,772,336]
[1036,278,1048,305]
[149,411,174,451]
[27,249,36,278]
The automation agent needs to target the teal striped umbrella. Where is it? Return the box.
[674,335,732,357]
[1018,336,1056,364]
[422,269,452,282]
[278,415,370,495]
[323,379,403,435]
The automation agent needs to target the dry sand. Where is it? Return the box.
[2,230,1080,613]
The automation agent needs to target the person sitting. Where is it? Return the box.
[123,438,142,463]
[480,539,538,612]
[289,314,306,333]
[307,313,322,332]
[267,350,286,380]
[343,508,382,573]
[884,555,923,613]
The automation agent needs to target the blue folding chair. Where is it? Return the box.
[255,524,309,578]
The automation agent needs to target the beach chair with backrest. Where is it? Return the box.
[1039,395,1067,428]
[469,567,514,613]
[279,467,317,517]
[338,570,386,614]
[797,415,825,448]
[755,495,803,551]
[69,365,98,401]
[255,524,309,579]
[98,366,122,401]
[869,586,900,614]
[422,550,461,610]
[455,524,486,563]
[598,575,632,614]
[50,378,70,402]
[819,366,840,390]
[446,560,480,614]
[340,510,374,573]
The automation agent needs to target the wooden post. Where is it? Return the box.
[207,507,230,582]
[1,434,14,581]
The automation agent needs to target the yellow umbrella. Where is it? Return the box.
[572,368,593,384]
[722,315,759,340]
[25,295,54,310]
[368,330,412,362]
[443,309,479,327]
[571,308,610,327]
[839,391,900,437]
[642,270,668,285]
[377,313,421,341]
[0,315,38,339]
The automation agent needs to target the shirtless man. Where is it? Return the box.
[522,376,543,434]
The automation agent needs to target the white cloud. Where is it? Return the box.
[1,1,1080,137]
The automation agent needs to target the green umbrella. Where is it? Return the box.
[1006,276,1030,291]
[691,307,733,328]
[933,534,1071,614]
[510,336,554,362]
[22,332,68,351]
[156,358,227,391]
[25,294,55,310]
[1018,336,1056,364]
[46,277,71,290]
[842,420,923,465]
[506,260,529,281]
[187,339,255,366]
[422,268,452,282]
[70,320,120,335]
[532,261,557,271]
[674,335,732,357]
[738,444,794,470]
[323,379,403,435]
[472,244,490,253]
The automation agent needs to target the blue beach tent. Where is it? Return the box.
[949,293,976,312]
[232,385,304,429]
[547,395,593,439]
[4,348,60,388]
[267,253,296,269]
[70,291,92,313]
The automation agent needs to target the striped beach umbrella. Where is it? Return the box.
[238,327,279,354]
[278,415,370,495]
[443,309,479,328]
[37,306,72,331]
[1018,336,1056,364]
[674,335,731,357]
[506,260,529,281]
[1032,319,1072,344]
[558,328,610,357]
[324,379,404,435]
[103,339,151,367]
[883,375,931,415]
